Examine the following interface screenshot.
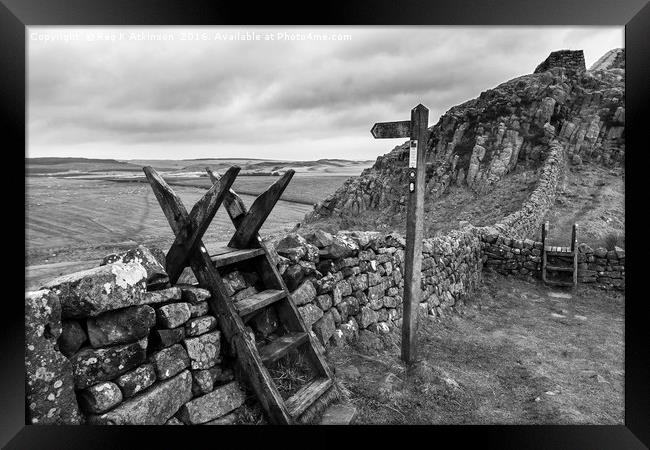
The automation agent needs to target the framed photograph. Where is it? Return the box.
[4,0,647,447]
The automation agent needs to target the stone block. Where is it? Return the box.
[189,301,210,318]
[57,319,87,357]
[185,315,218,337]
[78,381,123,414]
[87,370,192,425]
[150,327,185,350]
[180,285,211,304]
[291,280,317,306]
[151,344,190,380]
[71,339,147,389]
[87,305,155,347]
[298,303,324,328]
[115,363,156,398]
[177,381,246,424]
[42,262,147,318]
[313,311,336,346]
[184,330,221,370]
[142,287,182,305]
[25,289,83,424]
[156,302,191,329]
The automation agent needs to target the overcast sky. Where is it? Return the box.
[27,26,623,161]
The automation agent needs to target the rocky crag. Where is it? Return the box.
[306,49,625,233]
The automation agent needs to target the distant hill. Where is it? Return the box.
[26,157,142,175]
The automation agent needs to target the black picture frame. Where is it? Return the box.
[4,0,648,447]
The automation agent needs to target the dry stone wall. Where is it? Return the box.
[25,245,246,425]
[267,228,483,348]
[479,232,625,290]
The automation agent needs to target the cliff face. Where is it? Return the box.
[306,49,624,227]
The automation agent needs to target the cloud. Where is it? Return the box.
[27,26,623,160]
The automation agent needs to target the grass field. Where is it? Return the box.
[25,171,357,286]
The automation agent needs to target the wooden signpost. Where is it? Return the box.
[371,104,429,364]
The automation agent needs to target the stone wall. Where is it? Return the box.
[534,50,586,74]
[25,246,246,425]
[479,231,625,290]
[491,139,565,239]
[268,228,483,347]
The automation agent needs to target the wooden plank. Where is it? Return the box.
[258,332,308,365]
[285,378,333,418]
[400,104,428,364]
[206,168,247,221]
[541,221,548,283]
[546,265,574,272]
[227,170,294,248]
[210,246,265,267]
[165,166,240,284]
[235,289,286,316]
[370,120,411,139]
[228,170,295,248]
[143,166,293,425]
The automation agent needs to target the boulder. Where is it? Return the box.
[71,339,147,389]
[42,262,148,318]
[151,344,190,380]
[87,370,192,425]
[184,330,221,369]
[25,289,83,424]
[177,381,246,424]
[78,381,123,414]
[86,305,156,347]
[115,364,157,398]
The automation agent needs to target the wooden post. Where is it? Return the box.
[370,104,429,365]
[402,104,428,364]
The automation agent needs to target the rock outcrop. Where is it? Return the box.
[306,49,625,228]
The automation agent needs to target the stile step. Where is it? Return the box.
[235,289,286,317]
[545,279,575,287]
[285,377,333,419]
[258,332,309,365]
[545,265,575,272]
[210,245,265,268]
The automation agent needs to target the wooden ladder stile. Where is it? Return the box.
[541,221,578,289]
[143,164,335,425]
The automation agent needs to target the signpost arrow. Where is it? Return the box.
[370,120,411,139]
[370,104,429,365]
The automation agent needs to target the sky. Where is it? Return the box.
[27,26,623,161]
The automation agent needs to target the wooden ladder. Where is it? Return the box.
[143,165,335,424]
[541,221,578,288]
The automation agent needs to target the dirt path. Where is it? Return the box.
[327,272,624,424]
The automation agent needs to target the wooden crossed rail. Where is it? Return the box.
[143,165,335,424]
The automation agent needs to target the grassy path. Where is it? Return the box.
[328,272,624,424]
